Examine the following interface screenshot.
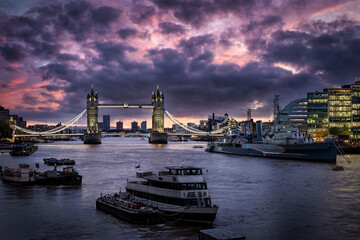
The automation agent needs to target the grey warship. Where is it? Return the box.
[207,121,338,163]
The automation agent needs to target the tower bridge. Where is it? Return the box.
[85,85,166,144]
[13,85,231,143]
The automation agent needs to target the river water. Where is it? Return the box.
[0,138,359,240]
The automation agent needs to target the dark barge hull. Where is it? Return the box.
[96,199,161,224]
[1,178,35,186]
[36,176,82,185]
[208,142,337,163]
[96,198,217,225]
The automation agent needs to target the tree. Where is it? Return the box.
[329,126,349,136]
[313,129,329,141]
[0,122,13,139]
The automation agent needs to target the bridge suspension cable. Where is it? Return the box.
[164,110,230,134]
[15,109,86,135]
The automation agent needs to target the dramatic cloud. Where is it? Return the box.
[158,21,186,35]
[0,0,359,126]
[0,44,27,62]
[117,27,138,39]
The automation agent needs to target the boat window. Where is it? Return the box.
[191,169,197,175]
[181,184,187,190]
[205,198,211,207]
[184,169,191,175]
[170,170,176,175]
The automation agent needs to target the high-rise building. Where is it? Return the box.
[307,76,360,142]
[103,115,110,131]
[131,121,139,131]
[141,121,147,131]
[0,105,10,123]
[116,121,123,130]
[351,79,360,142]
[327,87,351,129]
[307,92,328,134]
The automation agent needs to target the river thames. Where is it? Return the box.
[0,138,359,239]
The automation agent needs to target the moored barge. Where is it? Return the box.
[1,164,82,186]
[10,143,38,156]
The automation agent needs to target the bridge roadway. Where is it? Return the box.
[98,104,154,109]
[14,132,224,137]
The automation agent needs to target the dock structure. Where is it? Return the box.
[199,229,245,240]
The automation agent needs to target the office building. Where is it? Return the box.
[116,121,123,130]
[103,115,110,131]
[0,105,10,123]
[278,98,307,132]
[141,121,147,131]
[131,121,139,131]
[307,76,360,142]
[307,92,329,135]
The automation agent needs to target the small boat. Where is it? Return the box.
[36,166,82,185]
[332,165,344,171]
[43,158,76,165]
[1,164,82,186]
[1,164,35,186]
[141,137,145,140]
[97,166,218,225]
[10,143,38,156]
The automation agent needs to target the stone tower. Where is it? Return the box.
[151,85,164,132]
[150,85,167,143]
[84,85,101,144]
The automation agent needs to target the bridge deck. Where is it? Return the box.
[98,104,154,109]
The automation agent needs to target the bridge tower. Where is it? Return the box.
[149,85,168,143]
[84,86,101,144]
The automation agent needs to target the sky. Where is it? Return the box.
[1,0,360,128]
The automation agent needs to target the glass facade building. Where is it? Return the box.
[307,92,328,134]
[279,98,308,132]
[351,80,360,142]
[307,77,360,142]
[327,88,351,129]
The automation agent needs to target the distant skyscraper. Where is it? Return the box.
[141,121,147,130]
[98,122,103,131]
[131,121,139,131]
[103,115,110,131]
[116,121,123,130]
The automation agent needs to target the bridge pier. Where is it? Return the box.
[84,86,101,144]
[149,85,167,144]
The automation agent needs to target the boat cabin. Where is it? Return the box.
[166,166,203,176]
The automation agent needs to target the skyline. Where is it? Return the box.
[1,0,360,127]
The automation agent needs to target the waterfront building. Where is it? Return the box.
[10,115,27,128]
[279,98,308,133]
[327,87,351,129]
[351,78,360,142]
[103,115,110,131]
[208,113,229,131]
[307,91,329,135]
[116,121,123,130]
[141,121,147,131]
[131,121,139,132]
[199,120,208,131]
[0,105,10,123]
[307,76,360,142]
